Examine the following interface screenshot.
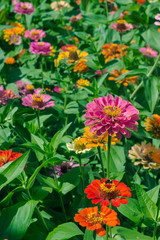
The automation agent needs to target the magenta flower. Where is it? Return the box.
[83,94,139,140]
[29,42,51,56]
[139,44,158,58]
[24,29,46,41]
[22,93,55,110]
[10,35,22,45]
[13,2,34,15]
[69,13,83,22]
[54,86,63,93]
[154,14,160,26]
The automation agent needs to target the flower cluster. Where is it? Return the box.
[102,43,128,63]
[3,22,25,45]
[13,2,35,15]
[50,1,71,11]
[108,69,139,86]
[76,79,90,88]
[0,85,19,105]
[129,142,160,169]
[29,42,51,56]
[24,29,46,41]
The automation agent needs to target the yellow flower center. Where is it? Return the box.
[68,50,79,61]
[13,37,18,42]
[146,49,152,54]
[21,4,28,9]
[31,30,39,35]
[74,138,86,151]
[32,94,43,102]
[100,182,116,193]
[117,20,126,24]
[104,105,121,117]
[26,85,34,90]
[87,212,104,224]
[38,42,44,46]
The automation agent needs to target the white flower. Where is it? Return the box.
[66,137,91,154]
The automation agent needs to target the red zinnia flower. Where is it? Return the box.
[74,206,120,237]
[85,179,131,207]
[0,150,22,167]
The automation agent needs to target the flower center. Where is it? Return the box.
[74,138,86,151]
[146,49,152,54]
[100,182,116,193]
[87,212,104,224]
[104,105,121,117]
[32,94,43,102]
[22,4,28,9]
[32,30,39,35]
[26,85,34,90]
[68,50,79,61]
[38,42,45,46]
[13,37,18,42]
[117,19,126,24]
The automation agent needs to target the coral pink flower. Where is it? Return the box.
[0,85,19,105]
[0,149,22,167]
[83,94,139,140]
[69,13,83,22]
[22,93,55,110]
[24,29,46,41]
[139,44,158,58]
[13,2,35,15]
[29,42,51,55]
[110,20,134,32]
[85,179,131,207]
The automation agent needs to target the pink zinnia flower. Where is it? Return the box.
[13,2,34,15]
[83,94,139,140]
[24,29,46,41]
[110,20,134,32]
[10,34,22,45]
[22,93,55,110]
[29,42,51,56]
[139,44,158,58]
[0,85,19,105]
[54,86,64,93]
[155,13,160,21]
[69,13,83,22]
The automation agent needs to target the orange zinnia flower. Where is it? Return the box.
[76,79,90,88]
[108,69,138,86]
[0,150,22,167]
[135,0,145,4]
[102,43,127,63]
[144,114,160,139]
[4,57,16,64]
[81,127,120,151]
[85,179,131,207]
[74,60,89,73]
[74,206,120,237]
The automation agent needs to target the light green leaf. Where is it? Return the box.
[142,28,160,52]
[147,186,160,204]
[46,222,83,240]
[136,184,157,220]
[144,77,158,113]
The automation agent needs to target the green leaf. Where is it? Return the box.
[143,77,158,113]
[118,198,143,224]
[114,69,147,81]
[64,101,79,114]
[0,200,37,240]
[0,186,24,207]
[84,229,93,240]
[50,123,72,153]
[97,73,108,88]
[112,226,153,240]
[0,151,30,190]
[110,146,126,172]
[46,222,83,240]
[135,184,157,220]
[147,186,160,205]
[37,174,58,191]
[142,28,160,52]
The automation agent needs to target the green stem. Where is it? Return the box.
[53,166,67,222]
[153,198,160,240]
[130,54,160,100]
[78,154,85,197]
[106,225,109,240]
[120,33,124,68]
[26,189,49,232]
[41,55,44,89]
[97,147,105,178]
[36,110,41,134]
[107,135,112,179]
[105,1,108,18]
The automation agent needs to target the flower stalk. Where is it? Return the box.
[97,146,105,178]
[153,197,160,240]
[130,54,160,99]
[78,154,85,197]
[107,135,112,179]
[36,110,41,134]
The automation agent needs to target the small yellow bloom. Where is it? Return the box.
[76,79,90,88]
[5,57,16,64]
[66,137,91,154]
[144,114,160,139]
[49,46,56,56]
